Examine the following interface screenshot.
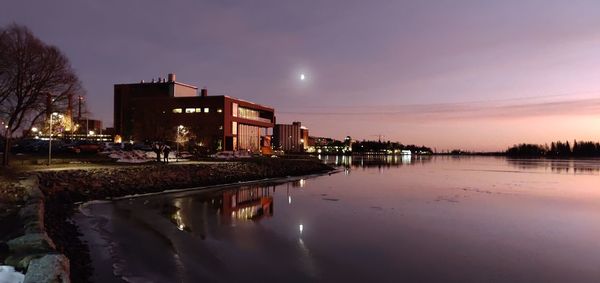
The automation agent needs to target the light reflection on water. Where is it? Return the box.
[76,157,600,282]
[507,158,600,174]
[320,154,600,175]
[319,154,432,173]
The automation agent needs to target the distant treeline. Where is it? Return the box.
[351,140,433,154]
[506,141,600,157]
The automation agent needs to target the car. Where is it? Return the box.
[66,141,101,154]
[211,151,235,160]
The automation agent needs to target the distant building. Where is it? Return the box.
[309,136,334,147]
[273,121,304,152]
[76,118,102,135]
[300,126,309,150]
[103,127,115,136]
[344,136,353,152]
[114,73,275,152]
[307,136,345,154]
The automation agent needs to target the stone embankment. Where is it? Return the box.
[2,158,333,282]
[38,159,332,202]
[3,178,70,283]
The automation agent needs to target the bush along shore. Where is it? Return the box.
[3,158,334,282]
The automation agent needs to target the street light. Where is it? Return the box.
[48,112,59,166]
[1,122,7,163]
[176,125,184,162]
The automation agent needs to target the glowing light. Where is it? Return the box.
[300,73,305,81]
[299,224,303,234]
[31,127,38,133]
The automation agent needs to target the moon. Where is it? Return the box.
[300,73,306,81]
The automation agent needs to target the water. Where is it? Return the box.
[74,156,600,282]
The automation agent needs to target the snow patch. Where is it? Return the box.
[0,266,24,283]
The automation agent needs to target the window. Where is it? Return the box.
[217,108,223,113]
[219,125,223,130]
[172,108,182,113]
[185,108,195,113]
[204,107,209,113]
[238,107,259,120]
[232,121,237,135]
[232,103,238,117]
[195,108,202,113]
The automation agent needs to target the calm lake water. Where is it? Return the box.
[75,156,600,282]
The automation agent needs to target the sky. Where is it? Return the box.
[2,0,600,151]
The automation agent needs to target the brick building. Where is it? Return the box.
[273,121,306,153]
[114,73,274,152]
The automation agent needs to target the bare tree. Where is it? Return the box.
[0,23,84,166]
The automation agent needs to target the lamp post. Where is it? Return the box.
[1,121,7,140]
[48,112,61,166]
[2,122,7,163]
[0,121,8,164]
[176,125,184,162]
[48,113,55,165]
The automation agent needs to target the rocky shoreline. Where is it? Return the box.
[4,158,334,282]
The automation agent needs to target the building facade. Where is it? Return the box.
[300,126,309,151]
[114,73,275,153]
[273,121,305,153]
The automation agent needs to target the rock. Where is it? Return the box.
[23,220,45,234]
[24,254,70,283]
[7,233,56,254]
[21,178,44,201]
[4,254,43,271]
[18,200,44,223]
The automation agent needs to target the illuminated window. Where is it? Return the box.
[217,108,223,113]
[195,108,202,112]
[219,125,223,130]
[172,108,182,113]
[204,107,209,113]
[232,121,237,135]
[185,108,195,113]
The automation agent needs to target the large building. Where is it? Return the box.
[300,125,309,150]
[273,121,306,153]
[114,73,275,152]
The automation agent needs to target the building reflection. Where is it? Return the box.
[291,178,306,188]
[222,186,274,221]
[164,185,275,233]
[318,154,432,172]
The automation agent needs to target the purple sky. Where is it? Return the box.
[3,1,600,151]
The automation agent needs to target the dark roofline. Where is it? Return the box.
[114,81,198,89]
